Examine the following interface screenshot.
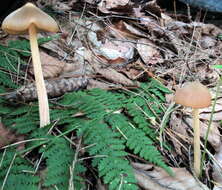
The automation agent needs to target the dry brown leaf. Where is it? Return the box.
[142,0,162,18]
[38,35,74,62]
[170,112,190,156]
[132,162,209,190]
[32,51,64,78]
[87,23,135,65]
[213,146,222,189]
[161,13,174,26]
[37,0,72,11]
[137,38,163,65]
[93,40,134,65]
[108,21,147,39]
[95,66,136,86]
[133,6,144,18]
[117,67,141,80]
[29,52,77,79]
[170,110,221,151]
[200,36,217,49]
[87,79,116,90]
[92,61,136,86]
[0,121,24,149]
[186,118,221,151]
[199,98,222,121]
[98,0,130,14]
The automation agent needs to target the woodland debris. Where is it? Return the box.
[0,121,24,149]
[5,77,88,102]
[1,0,222,188]
[132,162,209,190]
[98,0,132,14]
[87,79,119,90]
[28,51,77,79]
[212,145,222,189]
[93,65,137,86]
[107,20,147,39]
[170,112,221,152]
[137,38,163,65]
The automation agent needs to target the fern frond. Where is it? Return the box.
[0,71,18,88]
[79,120,138,189]
[0,149,39,190]
[3,104,39,134]
[125,95,157,139]
[72,161,87,190]
[59,88,123,119]
[39,137,74,189]
[107,114,173,175]
[99,157,137,190]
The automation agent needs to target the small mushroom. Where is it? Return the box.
[2,3,59,127]
[174,81,211,176]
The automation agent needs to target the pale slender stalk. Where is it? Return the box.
[193,108,200,176]
[29,24,50,127]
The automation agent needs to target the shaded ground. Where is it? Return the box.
[0,0,222,189]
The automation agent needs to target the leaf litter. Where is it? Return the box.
[1,0,222,189]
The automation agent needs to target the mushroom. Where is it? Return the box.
[174,81,211,176]
[2,3,59,127]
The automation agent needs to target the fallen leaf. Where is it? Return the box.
[37,0,72,11]
[170,112,190,156]
[94,66,137,86]
[87,79,115,90]
[212,145,222,189]
[38,34,74,62]
[132,162,209,190]
[137,38,163,65]
[29,52,77,79]
[0,121,24,149]
[199,98,222,121]
[170,108,221,151]
[99,40,134,64]
[98,0,131,14]
[29,51,65,78]
[200,36,217,49]
[108,21,147,39]
[141,0,162,18]
[117,67,141,80]
[186,118,221,152]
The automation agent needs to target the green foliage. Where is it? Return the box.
[0,80,172,189]
[0,36,60,91]
[124,81,170,140]
[3,104,39,134]
[107,114,172,175]
[0,44,21,88]
[0,149,40,190]
[39,137,74,189]
[0,38,173,189]
[79,120,137,189]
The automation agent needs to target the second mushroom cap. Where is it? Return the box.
[174,82,211,109]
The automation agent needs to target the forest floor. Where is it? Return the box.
[1,0,222,189]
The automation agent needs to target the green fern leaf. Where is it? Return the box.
[79,120,137,189]
[107,114,173,175]
[0,149,39,190]
[40,137,74,189]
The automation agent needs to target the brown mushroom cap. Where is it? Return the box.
[2,3,59,34]
[174,82,211,109]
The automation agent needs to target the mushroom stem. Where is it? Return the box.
[192,108,200,176]
[29,23,50,127]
